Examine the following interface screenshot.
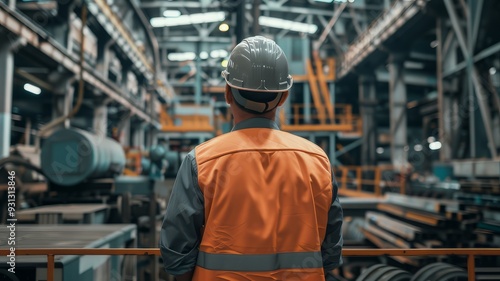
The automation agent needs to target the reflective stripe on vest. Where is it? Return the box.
[196,251,322,271]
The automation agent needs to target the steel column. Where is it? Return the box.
[0,40,14,158]
[388,54,407,169]
[93,103,108,138]
[437,17,451,161]
[132,123,145,149]
[194,41,202,105]
[303,84,311,124]
[359,74,377,165]
[444,0,497,158]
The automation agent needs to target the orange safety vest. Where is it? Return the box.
[192,127,333,280]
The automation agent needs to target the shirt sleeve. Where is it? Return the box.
[159,150,204,276]
[321,173,344,271]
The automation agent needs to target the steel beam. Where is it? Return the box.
[0,39,14,158]
[315,2,347,50]
[359,74,377,165]
[93,102,109,139]
[437,18,448,161]
[444,0,497,158]
[334,138,362,158]
[195,42,202,105]
[316,15,346,55]
[388,54,407,169]
[132,123,145,149]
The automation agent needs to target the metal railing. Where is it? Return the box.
[335,165,407,197]
[1,248,499,281]
[280,104,360,132]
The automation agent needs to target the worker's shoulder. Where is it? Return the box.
[195,129,329,162]
[273,130,329,157]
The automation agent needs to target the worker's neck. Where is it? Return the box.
[232,107,276,125]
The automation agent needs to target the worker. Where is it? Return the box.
[159,36,343,281]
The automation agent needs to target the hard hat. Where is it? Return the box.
[222,36,293,113]
[222,36,293,92]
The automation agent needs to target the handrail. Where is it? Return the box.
[1,248,499,281]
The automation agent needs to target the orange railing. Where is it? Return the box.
[280,104,359,132]
[1,248,499,281]
[335,165,407,197]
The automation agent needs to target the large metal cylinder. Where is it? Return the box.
[41,128,126,186]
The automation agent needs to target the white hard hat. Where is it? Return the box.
[222,36,293,113]
[222,36,293,92]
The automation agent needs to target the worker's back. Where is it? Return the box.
[193,126,334,280]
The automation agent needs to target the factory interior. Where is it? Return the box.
[0,0,499,280]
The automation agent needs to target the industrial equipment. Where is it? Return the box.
[0,224,136,281]
[40,128,125,188]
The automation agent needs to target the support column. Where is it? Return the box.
[388,54,407,169]
[120,119,131,147]
[51,76,75,129]
[303,84,311,124]
[359,74,377,166]
[93,102,108,138]
[194,42,202,105]
[132,123,145,149]
[0,41,14,158]
[437,17,452,161]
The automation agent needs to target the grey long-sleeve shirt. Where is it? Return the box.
[159,118,343,276]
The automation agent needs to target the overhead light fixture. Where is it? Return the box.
[414,144,423,152]
[219,23,230,32]
[167,52,196,61]
[376,147,384,154]
[210,49,228,59]
[430,40,438,48]
[151,12,225,28]
[163,10,181,18]
[314,0,333,2]
[489,67,496,75]
[199,51,209,59]
[259,16,318,34]
[427,136,436,143]
[404,61,425,69]
[429,141,442,150]
[24,83,41,95]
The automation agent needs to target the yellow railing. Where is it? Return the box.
[335,165,406,197]
[1,248,499,281]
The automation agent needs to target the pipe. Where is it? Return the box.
[35,4,88,149]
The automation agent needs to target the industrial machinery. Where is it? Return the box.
[0,224,137,281]
[40,128,126,188]
[0,128,175,281]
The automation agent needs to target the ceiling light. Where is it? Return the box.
[489,67,496,75]
[210,49,228,59]
[219,23,229,32]
[427,136,436,143]
[414,144,423,152]
[314,0,333,2]
[221,59,228,68]
[151,12,225,28]
[24,83,41,95]
[376,147,384,154]
[163,10,181,18]
[430,40,438,48]
[167,52,196,61]
[404,61,425,69]
[259,16,318,34]
[429,141,442,150]
[199,51,209,59]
